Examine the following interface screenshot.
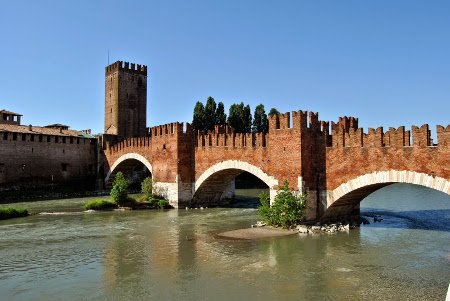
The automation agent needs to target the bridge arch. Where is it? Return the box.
[105,153,153,184]
[323,170,450,218]
[193,160,278,206]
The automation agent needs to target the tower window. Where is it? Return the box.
[3,133,8,140]
[61,163,68,172]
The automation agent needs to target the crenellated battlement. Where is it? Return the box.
[196,131,266,148]
[147,122,191,136]
[330,123,449,148]
[269,110,324,132]
[105,60,147,75]
[331,116,359,133]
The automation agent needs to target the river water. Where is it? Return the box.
[0,184,449,301]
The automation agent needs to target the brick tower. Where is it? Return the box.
[104,61,147,137]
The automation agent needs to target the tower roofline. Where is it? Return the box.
[105,61,147,76]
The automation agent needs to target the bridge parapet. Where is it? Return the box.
[196,132,266,148]
[437,125,450,147]
[268,111,325,132]
[147,122,192,137]
[329,123,449,148]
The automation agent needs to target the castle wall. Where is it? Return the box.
[0,132,96,190]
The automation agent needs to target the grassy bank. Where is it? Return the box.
[0,207,29,220]
[84,199,117,210]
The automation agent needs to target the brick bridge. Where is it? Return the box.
[100,111,450,221]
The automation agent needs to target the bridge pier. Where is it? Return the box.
[152,176,194,208]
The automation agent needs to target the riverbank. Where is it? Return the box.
[0,189,113,203]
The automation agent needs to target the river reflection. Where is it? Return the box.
[0,184,449,300]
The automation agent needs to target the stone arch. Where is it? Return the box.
[193,160,278,206]
[105,153,153,184]
[323,170,450,218]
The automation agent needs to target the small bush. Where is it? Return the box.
[141,177,153,196]
[157,199,170,209]
[136,194,149,203]
[0,207,29,220]
[258,180,306,228]
[84,199,117,210]
[111,172,129,206]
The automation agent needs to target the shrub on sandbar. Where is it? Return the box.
[0,207,29,220]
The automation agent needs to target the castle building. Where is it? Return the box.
[0,108,96,191]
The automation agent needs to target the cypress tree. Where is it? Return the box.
[215,101,227,125]
[228,102,245,132]
[268,107,280,116]
[204,96,217,132]
[252,104,268,133]
[243,104,252,133]
[192,101,205,131]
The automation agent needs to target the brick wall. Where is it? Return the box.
[0,132,96,190]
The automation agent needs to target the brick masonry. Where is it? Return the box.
[0,131,97,190]
[102,111,450,220]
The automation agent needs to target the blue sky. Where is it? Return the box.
[1,0,449,136]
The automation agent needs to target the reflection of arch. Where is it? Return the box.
[194,160,278,205]
[105,153,153,183]
[323,170,450,218]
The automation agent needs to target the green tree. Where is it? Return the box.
[243,104,252,133]
[227,102,245,132]
[192,101,205,131]
[215,101,227,125]
[252,104,268,133]
[204,96,217,132]
[258,180,306,228]
[268,108,280,116]
[110,172,129,206]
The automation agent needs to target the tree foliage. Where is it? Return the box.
[215,101,227,125]
[204,96,217,132]
[268,108,280,116]
[111,172,129,206]
[227,102,252,133]
[141,177,153,196]
[252,104,268,133]
[227,102,244,132]
[192,101,205,131]
[258,180,306,228]
[243,104,252,133]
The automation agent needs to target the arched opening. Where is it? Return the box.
[107,159,151,190]
[322,170,450,221]
[360,183,450,231]
[233,172,270,208]
[193,160,277,208]
[105,153,153,191]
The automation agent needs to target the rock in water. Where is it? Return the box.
[297,225,308,234]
